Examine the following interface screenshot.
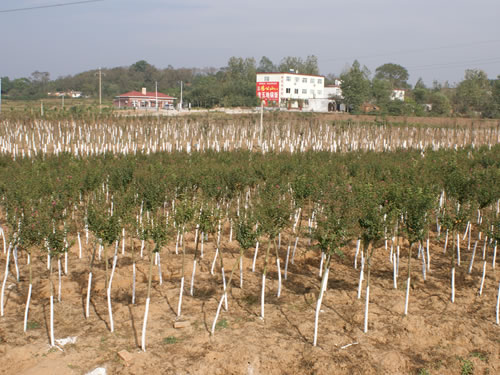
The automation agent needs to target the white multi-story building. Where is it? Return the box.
[256,71,325,109]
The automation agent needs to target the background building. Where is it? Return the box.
[114,88,176,109]
[256,71,325,110]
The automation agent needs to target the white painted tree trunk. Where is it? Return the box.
[393,252,397,289]
[177,276,184,317]
[313,266,329,346]
[451,267,455,303]
[1,244,11,317]
[13,245,19,282]
[260,273,266,319]
[492,241,497,270]
[141,297,150,351]
[49,295,55,347]
[190,260,197,296]
[426,238,430,271]
[404,277,411,315]
[284,244,291,280]
[363,285,370,333]
[354,239,361,269]
[211,291,225,335]
[107,250,118,332]
[291,236,299,264]
[57,259,62,302]
[78,232,82,259]
[252,241,259,272]
[479,261,486,296]
[469,241,478,274]
[23,283,32,332]
[132,262,136,305]
[421,248,427,281]
[276,258,282,298]
[211,248,219,275]
[85,272,92,318]
[357,255,364,299]
[496,281,500,325]
[221,267,228,311]
[157,253,163,285]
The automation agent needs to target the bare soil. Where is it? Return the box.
[0,230,498,375]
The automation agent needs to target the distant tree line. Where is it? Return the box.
[339,60,500,118]
[1,56,499,118]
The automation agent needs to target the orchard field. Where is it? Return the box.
[0,113,499,374]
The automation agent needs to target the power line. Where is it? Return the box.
[408,57,500,71]
[320,39,500,63]
[0,0,104,14]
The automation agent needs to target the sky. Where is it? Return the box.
[1,0,500,86]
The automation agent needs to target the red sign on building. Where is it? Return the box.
[256,82,279,106]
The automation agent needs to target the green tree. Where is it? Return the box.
[454,69,491,115]
[371,78,392,108]
[374,63,409,88]
[429,92,451,116]
[491,75,500,116]
[278,55,319,75]
[340,60,371,113]
[257,56,276,73]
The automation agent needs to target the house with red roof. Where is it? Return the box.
[113,88,176,109]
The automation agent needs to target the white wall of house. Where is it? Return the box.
[256,72,325,102]
[391,89,405,101]
[324,85,343,99]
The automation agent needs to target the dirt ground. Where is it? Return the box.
[0,229,498,375]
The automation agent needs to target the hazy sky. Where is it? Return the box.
[1,0,499,86]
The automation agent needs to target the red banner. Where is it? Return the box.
[256,82,279,106]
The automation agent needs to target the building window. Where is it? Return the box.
[286,88,291,93]
[294,89,299,94]
[286,76,291,81]
[318,79,322,84]
[310,78,314,83]
[302,78,307,83]
[264,76,270,82]
[302,89,307,94]
[295,77,299,82]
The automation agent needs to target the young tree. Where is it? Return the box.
[312,204,350,345]
[340,60,371,113]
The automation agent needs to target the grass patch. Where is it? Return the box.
[458,357,474,375]
[215,318,228,330]
[242,293,259,305]
[26,321,41,330]
[469,350,488,362]
[163,336,179,345]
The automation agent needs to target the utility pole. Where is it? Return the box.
[155,81,158,112]
[62,94,65,109]
[0,78,2,114]
[179,81,183,111]
[95,67,104,113]
[98,67,102,113]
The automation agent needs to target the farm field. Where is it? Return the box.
[0,113,499,374]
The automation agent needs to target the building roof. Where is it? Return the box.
[116,91,176,99]
[257,72,325,78]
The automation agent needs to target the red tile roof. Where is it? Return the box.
[117,91,175,99]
